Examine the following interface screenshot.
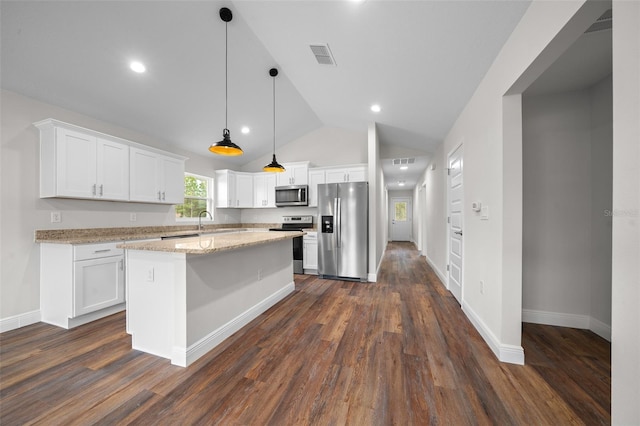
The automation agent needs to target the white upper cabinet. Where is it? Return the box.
[40,127,129,201]
[35,119,186,204]
[215,170,254,208]
[129,148,184,204]
[307,169,326,208]
[254,173,276,208]
[324,165,367,183]
[276,162,309,186]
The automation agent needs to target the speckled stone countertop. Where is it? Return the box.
[34,223,281,244]
[117,230,304,255]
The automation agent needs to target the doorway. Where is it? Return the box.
[390,197,412,241]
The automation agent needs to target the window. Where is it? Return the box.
[394,201,408,222]
[175,173,213,220]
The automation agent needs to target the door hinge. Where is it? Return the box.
[447,168,451,175]
[446,264,450,271]
[447,216,450,224]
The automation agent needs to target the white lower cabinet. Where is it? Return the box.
[41,242,125,329]
[303,232,318,274]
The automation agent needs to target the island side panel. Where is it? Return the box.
[126,249,185,360]
[181,239,295,365]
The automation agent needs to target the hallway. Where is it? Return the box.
[0,242,610,424]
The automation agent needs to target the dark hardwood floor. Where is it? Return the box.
[0,242,610,425]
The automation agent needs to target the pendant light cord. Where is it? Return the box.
[225,21,228,129]
[273,75,276,154]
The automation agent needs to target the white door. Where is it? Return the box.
[448,145,463,303]
[390,197,412,241]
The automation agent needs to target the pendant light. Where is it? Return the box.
[209,7,243,156]
[263,68,286,173]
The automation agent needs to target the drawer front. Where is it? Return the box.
[303,232,317,241]
[74,242,123,261]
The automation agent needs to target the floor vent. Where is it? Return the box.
[310,44,337,66]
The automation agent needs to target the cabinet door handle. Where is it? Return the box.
[162,191,166,201]
[99,184,104,196]
[92,184,97,195]
[93,249,111,253]
[158,191,162,200]
[119,259,124,270]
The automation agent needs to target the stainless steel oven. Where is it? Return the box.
[269,215,313,273]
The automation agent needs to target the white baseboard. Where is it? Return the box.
[463,301,525,365]
[523,309,611,342]
[367,273,377,282]
[589,317,612,342]
[425,255,447,286]
[172,281,296,367]
[0,310,41,333]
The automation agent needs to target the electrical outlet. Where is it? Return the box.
[146,268,154,282]
[480,280,485,294]
[50,211,61,223]
[130,213,137,222]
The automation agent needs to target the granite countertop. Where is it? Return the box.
[117,230,304,255]
[34,224,281,244]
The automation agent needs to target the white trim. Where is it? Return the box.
[171,281,295,367]
[0,310,41,333]
[425,255,447,286]
[522,309,590,329]
[523,309,612,342]
[463,301,525,365]
[367,273,377,282]
[589,317,612,342]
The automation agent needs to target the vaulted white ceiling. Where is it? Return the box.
[1,0,532,184]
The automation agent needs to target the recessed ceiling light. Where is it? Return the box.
[398,182,405,186]
[370,104,381,113]
[129,61,146,73]
[241,126,250,134]
[400,166,408,170]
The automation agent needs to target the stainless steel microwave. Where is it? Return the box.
[275,185,308,207]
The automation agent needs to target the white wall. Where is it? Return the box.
[369,123,387,281]
[422,145,447,283]
[422,0,612,364]
[522,77,612,337]
[0,90,238,321]
[611,0,640,422]
[240,126,367,172]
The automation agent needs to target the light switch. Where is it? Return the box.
[481,206,489,220]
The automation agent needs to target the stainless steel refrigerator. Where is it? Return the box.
[317,182,368,282]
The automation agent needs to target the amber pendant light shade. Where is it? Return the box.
[263,68,285,172]
[210,7,243,156]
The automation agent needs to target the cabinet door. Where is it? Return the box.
[264,173,277,207]
[253,174,267,207]
[235,173,254,208]
[56,128,97,198]
[160,155,184,204]
[325,169,346,184]
[215,170,236,208]
[291,165,309,185]
[346,166,367,182]
[130,148,160,202]
[73,255,125,317]
[276,169,293,186]
[308,170,325,207]
[303,240,318,270]
[97,138,129,201]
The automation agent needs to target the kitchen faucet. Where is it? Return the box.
[198,210,212,232]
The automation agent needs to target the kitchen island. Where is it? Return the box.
[118,230,302,367]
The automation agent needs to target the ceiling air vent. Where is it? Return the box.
[585,9,612,33]
[392,158,416,165]
[310,44,337,66]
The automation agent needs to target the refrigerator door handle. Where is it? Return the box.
[336,197,341,248]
